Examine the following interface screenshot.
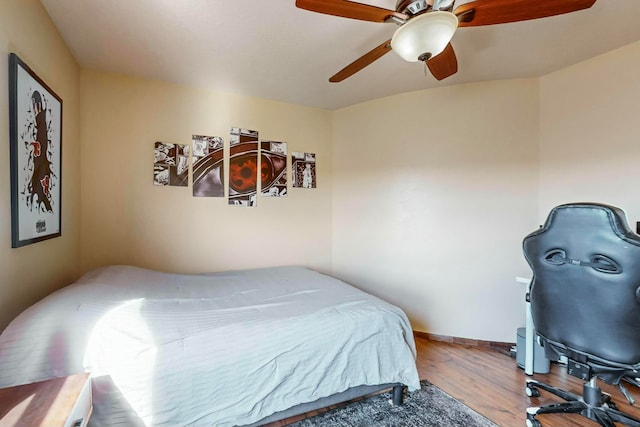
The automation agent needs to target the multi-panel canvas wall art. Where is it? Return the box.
[229,127,259,206]
[292,152,316,189]
[192,135,224,197]
[150,128,313,202]
[154,142,188,187]
[9,53,62,248]
[261,141,287,197]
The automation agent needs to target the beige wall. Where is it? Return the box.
[4,0,640,343]
[80,70,333,274]
[332,80,539,342]
[539,41,640,225]
[0,0,81,331]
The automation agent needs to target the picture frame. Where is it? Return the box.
[9,53,63,248]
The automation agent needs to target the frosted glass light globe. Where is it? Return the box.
[391,11,458,62]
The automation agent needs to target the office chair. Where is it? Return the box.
[522,203,640,427]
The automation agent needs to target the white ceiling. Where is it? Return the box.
[40,0,640,110]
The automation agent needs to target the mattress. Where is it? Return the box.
[0,265,420,426]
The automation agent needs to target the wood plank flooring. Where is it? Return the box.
[271,335,640,426]
[415,336,640,427]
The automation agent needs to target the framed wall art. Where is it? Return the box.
[9,53,63,248]
[229,127,259,206]
[153,141,188,187]
[192,135,224,197]
[292,151,316,189]
[261,141,287,197]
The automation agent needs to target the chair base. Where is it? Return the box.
[525,378,640,427]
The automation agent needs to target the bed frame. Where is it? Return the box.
[245,383,405,426]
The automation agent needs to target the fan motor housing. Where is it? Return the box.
[396,0,455,14]
[396,0,429,15]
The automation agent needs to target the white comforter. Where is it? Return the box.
[0,265,420,426]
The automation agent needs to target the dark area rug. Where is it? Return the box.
[288,380,499,427]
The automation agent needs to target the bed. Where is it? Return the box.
[0,265,421,426]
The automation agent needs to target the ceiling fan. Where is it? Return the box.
[295,0,597,82]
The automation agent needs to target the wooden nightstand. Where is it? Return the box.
[0,373,92,427]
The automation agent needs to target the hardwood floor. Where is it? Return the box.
[271,335,640,426]
[415,336,640,427]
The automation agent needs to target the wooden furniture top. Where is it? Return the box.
[0,373,90,427]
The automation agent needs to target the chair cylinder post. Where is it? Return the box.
[583,379,603,406]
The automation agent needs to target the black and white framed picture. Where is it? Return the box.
[292,151,316,189]
[153,141,189,187]
[9,53,63,248]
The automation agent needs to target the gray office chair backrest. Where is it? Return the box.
[523,203,640,366]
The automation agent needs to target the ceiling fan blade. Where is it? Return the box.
[454,0,596,27]
[330,39,392,82]
[426,43,457,80]
[296,0,407,23]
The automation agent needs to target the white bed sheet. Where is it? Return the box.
[0,265,420,426]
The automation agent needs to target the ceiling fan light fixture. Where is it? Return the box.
[391,11,458,62]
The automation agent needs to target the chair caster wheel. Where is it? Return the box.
[525,385,540,397]
[602,393,619,410]
[526,417,542,427]
[606,401,619,411]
